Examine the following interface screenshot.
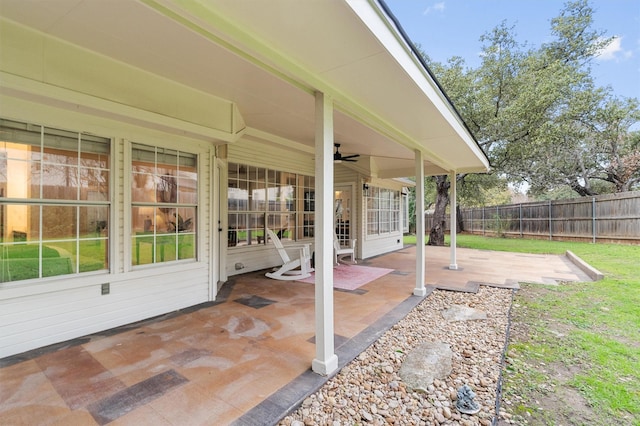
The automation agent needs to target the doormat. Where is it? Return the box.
[297,264,394,291]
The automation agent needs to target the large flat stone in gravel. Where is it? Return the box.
[441,304,487,321]
[399,342,452,392]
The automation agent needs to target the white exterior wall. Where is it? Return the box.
[334,165,361,259]
[0,18,413,359]
[0,94,217,358]
[362,233,404,259]
[335,167,405,261]
[225,139,315,277]
[361,178,405,259]
[334,165,357,184]
[0,19,228,357]
[402,188,410,234]
[228,139,315,175]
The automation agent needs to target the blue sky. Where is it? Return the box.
[384,0,640,100]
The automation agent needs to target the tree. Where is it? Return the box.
[420,0,639,245]
[427,175,449,245]
[594,98,640,192]
[407,177,438,234]
[525,94,640,196]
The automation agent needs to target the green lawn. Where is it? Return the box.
[1,244,66,282]
[3,233,195,282]
[405,233,639,423]
[132,233,195,265]
[1,239,108,282]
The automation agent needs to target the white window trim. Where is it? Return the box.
[0,119,112,287]
[125,141,200,270]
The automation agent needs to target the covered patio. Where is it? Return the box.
[0,245,591,425]
[0,0,490,370]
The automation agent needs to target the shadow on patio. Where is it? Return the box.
[0,245,590,425]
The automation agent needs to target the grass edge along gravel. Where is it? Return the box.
[404,233,639,425]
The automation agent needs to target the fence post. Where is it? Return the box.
[548,200,552,241]
[452,192,638,244]
[482,207,485,236]
[592,197,596,243]
[519,203,523,238]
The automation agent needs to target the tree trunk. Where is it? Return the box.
[456,204,465,233]
[428,175,450,246]
[570,181,597,197]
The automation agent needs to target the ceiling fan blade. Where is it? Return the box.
[342,154,360,160]
[333,144,360,162]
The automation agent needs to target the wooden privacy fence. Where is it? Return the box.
[427,191,640,244]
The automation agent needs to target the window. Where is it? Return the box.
[366,186,400,236]
[0,119,110,283]
[227,162,314,246]
[131,143,197,266]
[301,175,315,239]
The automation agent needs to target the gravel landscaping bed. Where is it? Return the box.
[279,286,513,426]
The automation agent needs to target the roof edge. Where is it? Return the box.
[375,0,490,170]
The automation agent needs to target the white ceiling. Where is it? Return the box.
[0,0,489,177]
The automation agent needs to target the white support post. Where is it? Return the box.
[449,171,458,270]
[414,150,427,296]
[311,91,338,376]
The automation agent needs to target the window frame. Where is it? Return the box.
[365,186,401,237]
[129,142,199,268]
[0,118,112,284]
[226,162,314,247]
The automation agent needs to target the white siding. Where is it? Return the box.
[0,19,239,139]
[198,151,213,297]
[334,164,357,183]
[0,94,217,358]
[362,233,404,258]
[229,138,314,175]
[226,244,315,277]
[1,265,209,357]
[116,139,125,273]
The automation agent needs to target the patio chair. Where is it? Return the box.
[265,228,314,280]
[334,232,357,265]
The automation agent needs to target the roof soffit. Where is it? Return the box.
[0,0,489,174]
[147,0,480,171]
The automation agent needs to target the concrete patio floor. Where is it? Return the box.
[0,245,591,425]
